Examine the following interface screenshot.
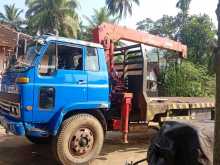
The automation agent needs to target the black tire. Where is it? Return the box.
[26,135,52,144]
[53,113,104,165]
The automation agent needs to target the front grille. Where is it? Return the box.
[0,92,20,118]
[0,92,20,103]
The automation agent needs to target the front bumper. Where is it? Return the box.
[0,115,25,135]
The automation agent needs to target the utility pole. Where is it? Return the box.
[214,1,220,164]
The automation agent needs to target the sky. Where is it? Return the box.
[0,0,218,28]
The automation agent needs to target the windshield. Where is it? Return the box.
[18,42,42,66]
[18,43,42,66]
[5,40,43,72]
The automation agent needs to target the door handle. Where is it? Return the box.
[77,80,86,85]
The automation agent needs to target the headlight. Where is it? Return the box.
[9,106,20,118]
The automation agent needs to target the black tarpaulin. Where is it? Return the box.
[147,120,214,165]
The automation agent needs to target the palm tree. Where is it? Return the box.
[84,7,116,29]
[79,7,116,41]
[0,4,24,30]
[176,0,191,15]
[25,0,79,37]
[106,0,140,19]
[175,0,192,41]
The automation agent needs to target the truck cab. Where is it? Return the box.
[0,35,109,164]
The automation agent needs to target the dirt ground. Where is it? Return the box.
[0,126,157,165]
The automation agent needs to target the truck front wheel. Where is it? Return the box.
[54,113,104,165]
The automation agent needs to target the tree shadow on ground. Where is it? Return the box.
[97,129,157,161]
[0,135,57,165]
[0,129,157,165]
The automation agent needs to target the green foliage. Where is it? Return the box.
[176,0,191,27]
[180,14,217,65]
[106,0,140,19]
[25,0,79,37]
[159,61,215,97]
[137,15,177,39]
[0,4,24,30]
[137,15,216,68]
[176,0,191,15]
[78,7,117,41]
[77,21,90,41]
[136,5,216,97]
[84,7,116,29]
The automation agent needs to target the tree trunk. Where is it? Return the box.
[214,1,220,165]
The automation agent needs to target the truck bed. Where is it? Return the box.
[149,97,215,109]
[146,97,215,121]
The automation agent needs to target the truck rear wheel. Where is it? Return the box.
[54,113,104,165]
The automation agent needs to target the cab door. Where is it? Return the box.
[85,47,109,104]
[33,42,87,122]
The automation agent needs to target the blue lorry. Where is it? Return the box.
[0,35,109,164]
[0,23,215,165]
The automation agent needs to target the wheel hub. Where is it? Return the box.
[79,137,88,147]
[69,128,94,156]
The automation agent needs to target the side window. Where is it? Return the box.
[85,47,99,72]
[39,43,83,75]
[39,43,57,76]
[39,87,55,109]
[58,45,83,70]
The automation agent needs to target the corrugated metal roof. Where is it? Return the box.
[0,24,31,49]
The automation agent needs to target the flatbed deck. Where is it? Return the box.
[146,97,215,121]
[149,97,215,109]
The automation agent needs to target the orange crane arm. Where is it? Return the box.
[92,22,187,70]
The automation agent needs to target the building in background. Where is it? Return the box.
[0,24,31,73]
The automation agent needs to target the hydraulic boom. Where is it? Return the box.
[93,22,187,71]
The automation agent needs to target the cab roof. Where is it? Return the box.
[41,35,104,48]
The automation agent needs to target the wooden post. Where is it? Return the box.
[214,1,220,164]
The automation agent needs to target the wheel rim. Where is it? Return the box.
[69,127,95,156]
